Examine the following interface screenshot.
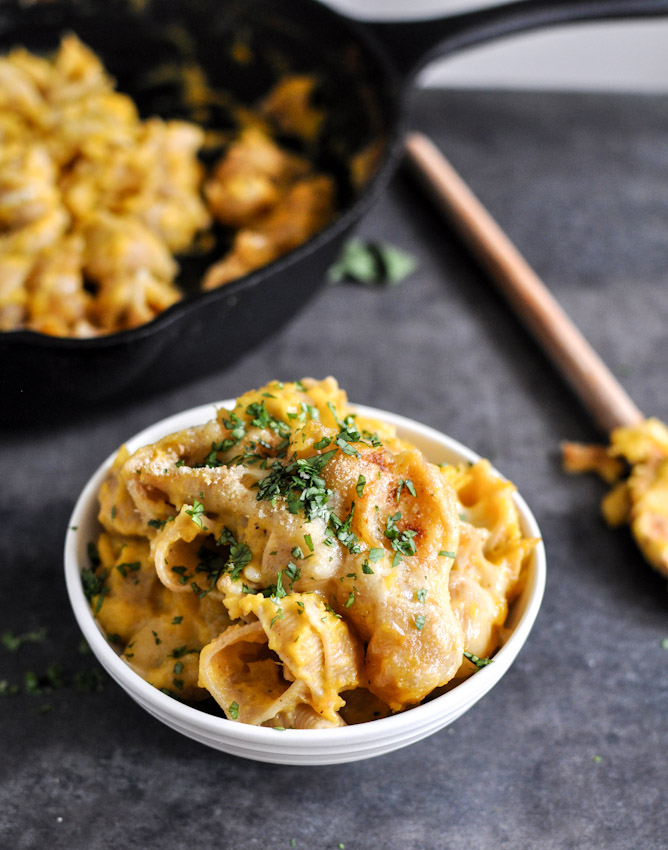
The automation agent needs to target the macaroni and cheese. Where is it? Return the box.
[86,378,536,727]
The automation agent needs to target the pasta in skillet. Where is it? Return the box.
[86,378,537,727]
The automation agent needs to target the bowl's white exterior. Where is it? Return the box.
[64,402,546,765]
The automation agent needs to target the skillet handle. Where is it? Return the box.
[364,0,668,81]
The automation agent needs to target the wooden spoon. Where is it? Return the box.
[405,132,668,578]
[404,132,643,434]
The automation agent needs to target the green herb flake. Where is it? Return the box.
[304,534,314,552]
[414,614,426,631]
[81,566,106,603]
[24,670,41,694]
[464,650,492,669]
[416,588,428,603]
[368,547,385,562]
[439,550,456,559]
[345,591,356,608]
[0,680,20,697]
[329,238,417,286]
[361,560,374,575]
[329,504,363,554]
[229,701,240,720]
[185,499,206,528]
[148,516,175,530]
[116,561,141,578]
[1,627,47,652]
[356,474,366,498]
[172,616,183,625]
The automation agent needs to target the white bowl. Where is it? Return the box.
[64,402,546,765]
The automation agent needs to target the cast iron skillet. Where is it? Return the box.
[2,0,666,423]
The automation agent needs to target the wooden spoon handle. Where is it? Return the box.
[404,131,644,434]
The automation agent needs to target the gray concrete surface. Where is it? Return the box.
[1,89,667,849]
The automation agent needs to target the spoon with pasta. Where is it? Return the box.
[405,132,668,580]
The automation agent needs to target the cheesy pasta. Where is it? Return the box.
[0,37,335,337]
[87,378,536,727]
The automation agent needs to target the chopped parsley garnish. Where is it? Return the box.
[171,645,197,659]
[329,238,417,286]
[414,614,426,631]
[336,436,360,458]
[356,474,366,498]
[173,661,184,675]
[439,550,456,558]
[416,588,428,603]
[313,437,331,451]
[274,570,288,600]
[345,592,356,608]
[217,528,252,580]
[0,680,20,697]
[116,561,141,578]
[384,512,417,563]
[1,627,47,652]
[329,504,363,554]
[255,449,337,522]
[368,548,385,562]
[148,516,175,530]
[218,411,247,452]
[361,560,374,575]
[245,401,291,438]
[172,616,183,625]
[185,499,206,528]
[396,478,417,501]
[229,701,240,720]
[284,562,301,586]
[81,566,108,611]
[160,688,179,699]
[464,650,492,668]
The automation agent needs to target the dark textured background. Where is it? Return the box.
[2,88,667,849]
